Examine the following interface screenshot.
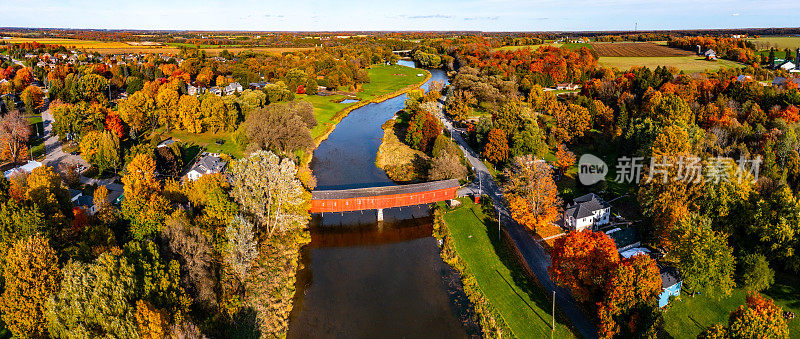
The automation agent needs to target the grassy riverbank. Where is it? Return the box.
[300,64,431,144]
[375,119,430,182]
[435,198,575,338]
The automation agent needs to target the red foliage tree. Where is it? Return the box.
[549,231,621,304]
[104,112,126,139]
[296,85,306,94]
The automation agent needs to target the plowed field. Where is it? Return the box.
[592,42,694,57]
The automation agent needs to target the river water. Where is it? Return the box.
[287,62,479,338]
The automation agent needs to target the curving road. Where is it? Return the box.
[437,97,599,339]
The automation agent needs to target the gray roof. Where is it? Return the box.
[190,154,226,174]
[312,179,459,200]
[659,265,682,289]
[565,193,610,219]
[77,195,94,208]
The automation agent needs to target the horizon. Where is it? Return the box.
[3,0,799,32]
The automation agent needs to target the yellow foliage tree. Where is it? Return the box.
[0,236,61,337]
[134,300,168,339]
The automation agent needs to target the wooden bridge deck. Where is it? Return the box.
[310,179,459,213]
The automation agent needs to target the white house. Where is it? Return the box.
[185,153,226,181]
[564,193,611,232]
[3,160,42,179]
[223,82,243,95]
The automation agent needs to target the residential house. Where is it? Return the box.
[2,160,42,179]
[249,82,270,90]
[187,85,199,96]
[69,189,83,203]
[564,193,611,232]
[76,195,97,215]
[735,74,753,82]
[555,83,580,90]
[658,265,682,308]
[185,153,227,181]
[703,49,717,60]
[223,82,243,95]
[208,87,222,96]
[772,77,800,88]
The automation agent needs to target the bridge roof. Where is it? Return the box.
[312,179,459,200]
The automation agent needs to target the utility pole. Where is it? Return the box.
[498,208,501,241]
[552,290,555,338]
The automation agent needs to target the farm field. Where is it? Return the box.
[599,56,742,73]
[747,36,800,50]
[494,42,591,51]
[591,42,693,57]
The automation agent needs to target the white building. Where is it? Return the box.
[3,160,42,179]
[564,193,611,232]
[185,153,226,181]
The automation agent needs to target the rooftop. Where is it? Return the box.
[312,179,459,200]
[565,193,610,219]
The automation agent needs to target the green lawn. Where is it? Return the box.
[159,129,243,158]
[299,64,429,140]
[442,199,575,338]
[664,272,800,337]
[599,56,743,73]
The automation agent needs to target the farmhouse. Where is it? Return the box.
[564,193,611,232]
[186,153,226,181]
[703,49,717,60]
[223,82,243,95]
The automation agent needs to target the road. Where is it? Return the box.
[436,98,599,339]
[40,104,123,193]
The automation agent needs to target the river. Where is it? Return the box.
[287,61,480,338]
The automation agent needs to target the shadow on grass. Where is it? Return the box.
[472,203,567,331]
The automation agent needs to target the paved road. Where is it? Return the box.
[437,99,598,339]
[40,105,123,192]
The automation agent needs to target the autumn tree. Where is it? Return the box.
[156,87,180,130]
[121,154,169,239]
[552,103,592,143]
[224,215,258,284]
[671,214,736,297]
[228,150,309,236]
[118,91,156,138]
[405,109,441,152]
[177,94,202,133]
[80,130,121,173]
[701,293,789,339]
[104,111,126,139]
[184,173,238,226]
[46,253,139,338]
[738,253,774,292]
[135,300,168,339]
[597,254,663,338]
[483,128,509,163]
[26,165,71,220]
[124,240,190,319]
[503,155,560,232]
[549,231,620,304]
[78,73,108,102]
[0,110,31,163]
[160,217,217,308]
[244,102,315,156]
[0,236,61,338]
[20,85,44,114]
[428,150,468,181]
[554,144,576,174]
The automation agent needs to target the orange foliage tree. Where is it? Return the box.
[483,128,509,163]
[502,155,561,232]
[597,255,663,338]
[554,144,576,174]
[549,231,620,304]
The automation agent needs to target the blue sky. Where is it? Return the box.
[2,0,799,32]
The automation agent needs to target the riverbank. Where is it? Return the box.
[375,119,430,182]
[435,198,576,339]
[307,65,432,147]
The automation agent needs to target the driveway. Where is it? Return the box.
[436,97,598,339]
[40,105,87,169]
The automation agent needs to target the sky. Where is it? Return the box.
[2,0,800,32]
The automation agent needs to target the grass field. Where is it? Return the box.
[591,42,693,57]
[747,36,800,50]
[442,199,575,338]
[599,56,743,73]
[663,272,800,337]
[299,64,428,140]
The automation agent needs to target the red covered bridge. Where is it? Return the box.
[310,179,460,220]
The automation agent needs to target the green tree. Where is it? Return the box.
[0,236,61,338]
[228,150,309,236]
[79,73,108,102]
[46,253,139,338]
[224,215,258,284]
[738,253,774,292]
[671,214,736,297]
[124,241,190,319]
